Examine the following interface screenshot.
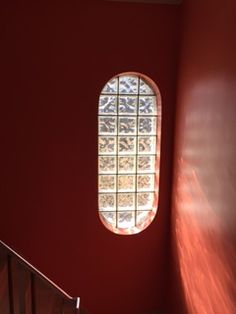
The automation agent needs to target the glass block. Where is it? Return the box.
[99,175,116,192]
[139,79,155,95]
[138,117,156,135]
[101,78,118,94]
[99,193,116,211]
[138,136,156,154]
[100,211,116,227]
[118,193,135,210]
[119,76,138,94]
[99,136,116,155]
[139,96,157,115]
[137,156,155,173]
[118,156,135,173]
[99,117,117,134]
[137,174,155,191]
[117,211,135,229]
[118,96,137,115]
[119,117,136,134]
[118,136,136,155]
[136,211,151,226]
[137,192,154,210]
[99,96,117,115]
[118,175,135,192]
[99,156,116,174]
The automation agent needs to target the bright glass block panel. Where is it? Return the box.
[136,211,151,225]
[119,117,136,134]
[117,211,135,228]
[119,76,138,94]
[99,117,117,134]
[98,73,161,235]
[99,156,116,173]
[137,156,155,173]
[138,117,156,135]
[118,193,135,210]
[137,174,155,191]
[99,194,116,211]
[138,136,156,154]
[137,192,154,210]
[118,156,136,173]
[118,136,136,155]
[102,78,118,94]
[99,136,116,155]
[118,96,137,115]
[139,79,155,95]
[100,212,116,227]
[99,175,116,192]
[99,96,117,114]
[139,96,157,115]
[118,175,135,192]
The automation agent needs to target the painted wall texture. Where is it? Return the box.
[170,0,236,313]
[0,1,179,313]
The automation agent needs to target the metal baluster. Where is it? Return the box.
[7,255,14,314]
[30,273,36,314]
[18,263,26,314]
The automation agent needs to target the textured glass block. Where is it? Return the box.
[118,96,137,115]
[100,211,116,227]
[118,193,135,210]
[99,117,117,134]
[119,76,138,94]
[138,136,156,154]
[119,117,136,134]
[137,156,155,173]
[138,117,156,134]
[139,79,155,95]
[136,211,151,225]
[99,156,116,173]
[99,136,116,155]
[117,211,135,228]
[139,96,157,115]
[102,78,118,94]
[99,175,116,192]
[118,175,135,192]
[99,194,116,211]
[99,96,117,114]
[118,136,136,155]
[137,174,155,191]
[137,192,154,210]
[118,156,135,173]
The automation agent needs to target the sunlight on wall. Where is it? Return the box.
[173,158,236,314]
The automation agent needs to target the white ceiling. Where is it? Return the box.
[107,0,182,4]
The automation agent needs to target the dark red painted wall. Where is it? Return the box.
[170,0,236,313]
[0,1,179,313]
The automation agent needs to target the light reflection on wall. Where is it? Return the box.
[172,158,236,314]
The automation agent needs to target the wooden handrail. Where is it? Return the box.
[0,240,80,313]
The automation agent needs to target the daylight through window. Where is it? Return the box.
[98,73,161,235]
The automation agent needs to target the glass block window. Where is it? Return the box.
[98,73,161,235]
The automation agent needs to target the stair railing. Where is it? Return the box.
[0,240,80,314]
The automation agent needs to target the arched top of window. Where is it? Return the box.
[98,72,161,235]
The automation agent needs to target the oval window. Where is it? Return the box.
[98,72,161,235]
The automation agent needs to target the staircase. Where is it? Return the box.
[0,240,80,314]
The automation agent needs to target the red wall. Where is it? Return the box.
[170,0,236,313]
[0,1,179,313]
